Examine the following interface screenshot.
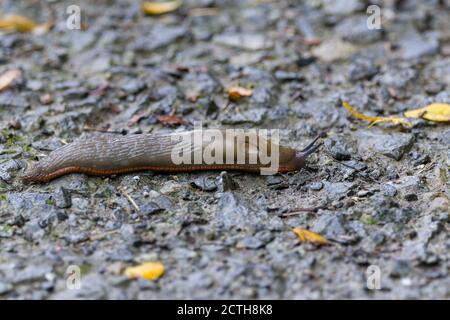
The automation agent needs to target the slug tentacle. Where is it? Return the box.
[22,130,321,183]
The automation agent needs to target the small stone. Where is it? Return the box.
[220,108,267,125]
[324,182,355,200]
[118,78,146,95]
[236,236,264,249]
[348,57,378,81]
[53,188,72,209]
[312,213,347,241]
[324,136,352,160]
[0,160,21,182]
[390,260,411,278]
[0,92,28,109]
[160,181,182,194]
[140,202,164,215]
[399,32,439,60]
[335,16,383,44]
[213,33,273,51]
[382,183,397,197]
[133,25,187,52]
[66,232,89,244]
[357,130,415,161]
[191,176,218,192]
[308,181,323,191]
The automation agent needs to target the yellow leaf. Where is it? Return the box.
[292,228,329,245]
[0,15,36,33]
[404,103,450,122]
[142,0,182,15]
[0,69,22,92]
[228,86,253,101]
[342,101,412,128]
[0,15,52,34]
[124,261,164,280]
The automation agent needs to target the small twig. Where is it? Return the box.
[281,206,325,218]
[323,151,361,171]
[117,186,141,214]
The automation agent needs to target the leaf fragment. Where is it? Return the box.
[228,86,253,101]
[292,228,329,245]
[124,261,164,280]
[404,103,450,122]
[0,15,36,33]
[142,0,182,15]
[342,101,412,128]
[0,14,52,34]
[0,69,22,92]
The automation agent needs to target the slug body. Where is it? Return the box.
[22,130,320,183]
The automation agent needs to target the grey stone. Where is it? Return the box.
[357,130,415,160]
[133,25,187,52]
[213,33,273,51]
[220,108,267,125]
[336,16,383,44]
[324,136,352,160]
[191,176,218,192]
[399,32,440,60]
[140,202,164,216]
[311,213,347,241]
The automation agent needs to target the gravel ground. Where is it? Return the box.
[0,0,449,299]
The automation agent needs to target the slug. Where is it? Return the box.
[22,130,321,183]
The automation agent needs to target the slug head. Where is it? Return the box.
[288,136,322,170]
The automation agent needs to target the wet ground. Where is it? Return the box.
[0,0,449,299]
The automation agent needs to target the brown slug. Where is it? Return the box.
[22,130,321,183]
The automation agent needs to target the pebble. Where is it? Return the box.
[324,136,352,160]
[357,130,415,160]
[191,176,218,192]
[213,33,273,51]
[399,32,440,60]
[220,108,267,125]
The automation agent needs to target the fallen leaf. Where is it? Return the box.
[124,261,164,280]
[0,69,22,92]
[0,15,52,34]
[404,103,450,122]
[142,0,182,15]
[0,15,36,32]
[342,101,412,128]
[292,228,329,245]
[228,86,253,101]
[156,114,186,126]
